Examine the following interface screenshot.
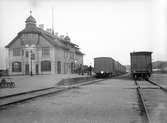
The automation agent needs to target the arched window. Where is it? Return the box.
[41,61,51,72]
[12,62,22,72]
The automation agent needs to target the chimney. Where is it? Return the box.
[39,24,44,30]
[46,28,52,34]
[60,35,64,39]
[54,32,58,36]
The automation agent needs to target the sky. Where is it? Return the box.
[0,0,167,67]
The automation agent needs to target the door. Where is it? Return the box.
[71,62,74,73]
[36,64,39,75]
[25,64,29,75]
[57,61,61,74]
[64,63,68,74]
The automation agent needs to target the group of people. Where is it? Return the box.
[75,65,93,76]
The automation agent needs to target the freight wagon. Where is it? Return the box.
[94,57,126,78]
[94,57,114,77]
[130,51,152,80]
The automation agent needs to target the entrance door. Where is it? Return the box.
[71,62,74,73]
[57,61,61,74]
[64,63,69,74]
[36,64,39,75]
[25,64,29,75]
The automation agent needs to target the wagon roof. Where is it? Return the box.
[94,57,114,59]
[130,51,152,55]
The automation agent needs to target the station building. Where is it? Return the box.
[5,14,84,75]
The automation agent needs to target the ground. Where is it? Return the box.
[0,79,144,123]
[0,74,167,123]
[0,74,88,97]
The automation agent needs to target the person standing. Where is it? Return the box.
[89,65,92,76]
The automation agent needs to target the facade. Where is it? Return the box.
[5,14,84,75]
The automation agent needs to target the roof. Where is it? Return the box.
[75,50,84,55]
[130,51,152,55]
[94,57,114,59]
[6,25,72,50]
[25,15,36,24]
[5,15,84,54]
[64,35,71,41]
[94,57,114,61]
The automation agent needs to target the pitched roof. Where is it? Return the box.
[5,15,84,54]
[75,50,84,55]
[6,25,69,50]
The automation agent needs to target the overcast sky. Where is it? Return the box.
[0,0,167,66]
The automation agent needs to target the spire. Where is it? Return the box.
[51,8,54,35]
[25,10,36,27]
[64,33,71,42]
[30,10,32,16]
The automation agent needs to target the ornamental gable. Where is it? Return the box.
[8,36,22,49]
[39,35,54,48]
[20,33,38,46]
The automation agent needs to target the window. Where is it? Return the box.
[42,47,50,56]
[41,60,51,72]
[70,52,74,59]
[31,53,35,60]
[12,62,22,72]
[22,49,24,56]
[13,48,21,56]
[26,51,29,58]
[64,51,68,58]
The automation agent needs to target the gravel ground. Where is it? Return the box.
[0,79,143,123]
[0,74,88,97]
[150,74,167,86]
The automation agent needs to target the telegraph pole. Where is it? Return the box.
[52,8,54,35]
[30,50,33,76]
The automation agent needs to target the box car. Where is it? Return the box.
[130,51,152,79]
[94,57,115,77]
[113,61,119,75]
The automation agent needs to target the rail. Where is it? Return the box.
[0,78,104,108]
[134,80,152,123]
[146,79,167,93]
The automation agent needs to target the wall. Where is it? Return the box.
[7,33,84,75]
[38,35,55,75]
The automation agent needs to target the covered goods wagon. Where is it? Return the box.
[94,57,115,77]
[130,51,152,79]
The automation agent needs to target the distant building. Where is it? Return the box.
[5,13,84,75]
[0,47,8,69]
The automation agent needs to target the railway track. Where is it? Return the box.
[0,78,104,108]
[146,79,167,93]
[134,80,152,123]
[135,78,167,123]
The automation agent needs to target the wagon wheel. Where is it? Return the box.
[13,83,15,88]
[1,78,6,83]
[2,83,4,88]
[145,74,149,81]
[11,82,15,88]
[6,82,10,88]
[3,83,7,88]
[9,83,12,88]
[0,83,3,88]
